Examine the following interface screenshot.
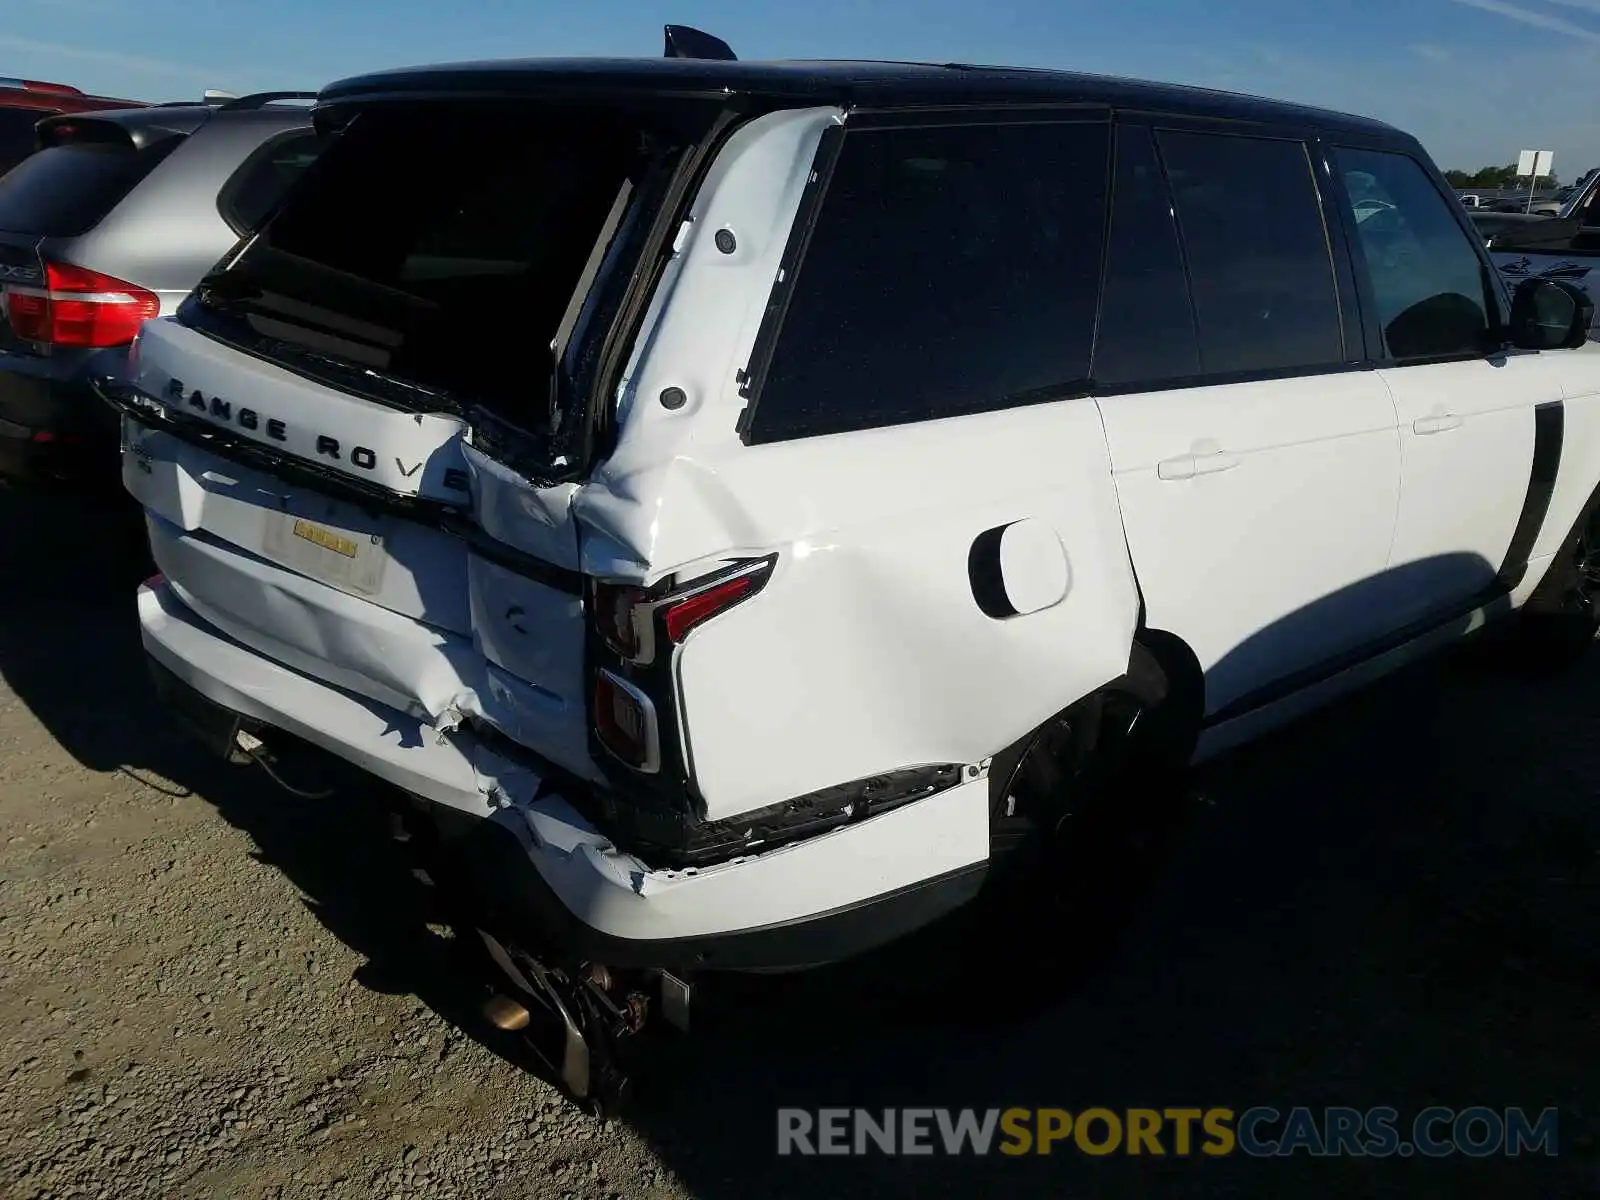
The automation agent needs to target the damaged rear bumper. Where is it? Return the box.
[137,579,990,972]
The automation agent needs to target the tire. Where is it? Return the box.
[1507,502,1600,672]
[971,640,1197,990]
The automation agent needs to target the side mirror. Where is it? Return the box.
[1508,277,1593,350]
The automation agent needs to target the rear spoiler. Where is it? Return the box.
[34,113,171,152]
[29,93,297,153]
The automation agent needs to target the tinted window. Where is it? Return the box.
[220,131,321,234]
[1093,125,1200,386]
[197,105,694,425]
[0,108,44,176]
[0,140,179,236]
[746,120,1110,443]
[1157,131,1343,375]
[1335,147,1490,360]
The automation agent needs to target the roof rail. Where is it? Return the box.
[216,90,318,111]
[663,25,737,61]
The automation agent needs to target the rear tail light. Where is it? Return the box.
[662,573,761,643]
[4,262,159,347]
[593,670,660,772]
[590,556,775,774]
[592,556,776,665]
[593,582,647,660]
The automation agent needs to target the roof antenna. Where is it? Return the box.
[663,25,737,61]
[203,88,239,102]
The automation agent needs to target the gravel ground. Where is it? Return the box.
[0,481,1596,1198]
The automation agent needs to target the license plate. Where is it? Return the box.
[261,509,388,596]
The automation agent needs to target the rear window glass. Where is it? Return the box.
[219,131,322,234]
[0,139,178,236]
[0,107,45,176]
[196,105,695,424]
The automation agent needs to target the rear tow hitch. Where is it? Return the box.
[476,929,650,1118]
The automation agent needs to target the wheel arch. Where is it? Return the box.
[986,626,1205,815]
[1524,472,1600,612]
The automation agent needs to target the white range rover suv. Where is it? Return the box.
[100,32,1600,1108]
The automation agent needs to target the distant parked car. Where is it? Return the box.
[0,92,322,485]
[0,77,147,176]
[1482,171,1600,336]
[1528,191,1568,216]
[1458,192,1486,208]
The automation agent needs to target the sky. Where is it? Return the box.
[9,0,1600,179]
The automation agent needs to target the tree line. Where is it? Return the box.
[1442,164,1600,191]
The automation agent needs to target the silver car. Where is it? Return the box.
[0,92,320,485]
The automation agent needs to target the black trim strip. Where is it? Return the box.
[1496,398,1565,589]
[1304,136,1369,365]
[98,377,587,596]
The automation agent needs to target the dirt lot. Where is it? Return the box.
[0,481,1596,1199]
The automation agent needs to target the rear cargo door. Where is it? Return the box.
[119,98,710,778]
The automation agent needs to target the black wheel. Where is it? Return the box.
[1509,504,1600,671]
[973,642,1195,988]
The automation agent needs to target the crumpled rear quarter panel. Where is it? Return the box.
[666,401,1140,819]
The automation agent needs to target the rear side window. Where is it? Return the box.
[1156,130,1344,375]
[1093,125,1201,386]
[1333,147,1492,360]
[743,119,1111,444]
[218,131,322,234]
[0,108,45,176]
[0,138,179,236]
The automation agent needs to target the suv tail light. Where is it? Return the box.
[590,555,775,772]
[592,556,776,666]
[4,262,159,347]
[593,670,661,773]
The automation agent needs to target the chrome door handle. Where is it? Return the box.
[1413,413,1463,435]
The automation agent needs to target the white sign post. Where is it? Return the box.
[1517,149,1555,213]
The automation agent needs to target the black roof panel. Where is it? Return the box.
[315,57,1406,142]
